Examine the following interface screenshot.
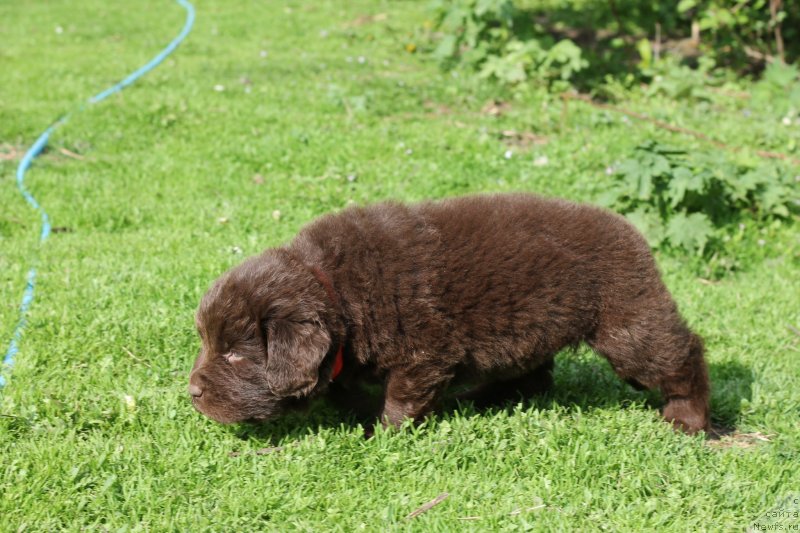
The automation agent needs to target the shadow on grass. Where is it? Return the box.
[444,355,753,438]
[230,353,753,444]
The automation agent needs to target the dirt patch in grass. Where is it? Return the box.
[707,426,774,450]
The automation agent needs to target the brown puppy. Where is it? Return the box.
[189,193,710,434]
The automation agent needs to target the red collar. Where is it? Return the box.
[309,265,345,380]
[331,345,344,380]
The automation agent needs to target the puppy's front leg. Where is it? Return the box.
[380,363,453,428]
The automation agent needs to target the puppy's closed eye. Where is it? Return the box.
[222,352,246,365]
[226,327,262,354]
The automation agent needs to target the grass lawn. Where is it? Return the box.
[1,0,799,530]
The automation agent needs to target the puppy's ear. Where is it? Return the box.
[265,319,331,398]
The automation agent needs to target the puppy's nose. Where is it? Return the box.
[188,383,204,398]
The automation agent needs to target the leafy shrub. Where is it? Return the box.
[600,141,797,255]
[479,38,587,85]
[429,0,587,86]
[430,0,514,68]
[426,0,799,90]
[641,56,721,102]
[677,0,799,66]
[751,61,800,117]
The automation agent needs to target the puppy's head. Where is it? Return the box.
[188,249,340,424]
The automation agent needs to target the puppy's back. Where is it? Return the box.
[417,193,649,258]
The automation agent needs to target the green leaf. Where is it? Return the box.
[758,184,792,218]
[665,212,714,254]
[475,0,502,17]
[667,166,702,207]
[433,34,458,60]
[464,17,482,48]
[596,188,622,208]
[502,62,528,83]
[763,61,799,89]
[542,40,588,79]
[637,172,653,200]
[636,38,652,69]
[615,158,644,197]
[625,208,665,248]
[649,154,671,177]
[617,158,642,178]
[441,7,468,32]
[727,169,768,201]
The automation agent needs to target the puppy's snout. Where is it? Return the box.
[188,363,205,399]
[188,382,204,398]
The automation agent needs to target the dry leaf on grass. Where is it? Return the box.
[347,13,388,27]
[499,130,548,150]
[228,446,286,458]
[482,99,511,117]
[423,100,452,115]
[707,430,774,449]
[0,143,21,161]
[406,493,449,519]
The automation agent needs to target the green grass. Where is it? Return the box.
[1,0,799,530]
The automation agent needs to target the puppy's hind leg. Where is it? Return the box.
[588,311,710,435]
[660,333,710,434]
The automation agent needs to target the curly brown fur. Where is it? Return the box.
[189,193,710,434]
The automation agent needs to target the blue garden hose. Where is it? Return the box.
[1,0,195,387]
